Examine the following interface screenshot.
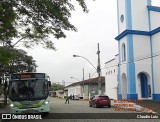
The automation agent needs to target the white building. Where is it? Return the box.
[105,54,118,100]
[113,0,160,101]
[105,0,160,101]
[65,82,82,97]
[65,77,105,99]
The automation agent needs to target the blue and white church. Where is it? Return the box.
[115,0,160,101]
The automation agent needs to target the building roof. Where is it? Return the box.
[65,76,105,88]
[105,54,119,64]
[115,54,119,56]
[105,58,115,64]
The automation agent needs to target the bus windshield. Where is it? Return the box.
[9,79,49,101]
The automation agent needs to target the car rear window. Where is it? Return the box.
[95,96,99,99]
[99,96,109,99]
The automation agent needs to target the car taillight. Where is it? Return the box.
[97,97,101,101]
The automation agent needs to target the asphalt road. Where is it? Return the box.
[0,97,159,122]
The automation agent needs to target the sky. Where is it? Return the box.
[20,0,160,86]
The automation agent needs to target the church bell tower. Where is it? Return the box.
[116,0,152,100]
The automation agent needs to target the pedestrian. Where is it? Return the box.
[70,95,72,100]
[65,95,70,104]
[73,94,75,100]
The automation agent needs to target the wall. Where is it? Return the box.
[152,33,160,94]
[150,11,160,30]
[131,0,149,31]
[118,0,126,33]
[105,55,118,100]
[67,85,82,96]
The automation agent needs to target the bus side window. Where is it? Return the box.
[48,81,51,87]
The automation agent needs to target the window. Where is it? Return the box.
[122,43,126,62]
[120,14,124,23]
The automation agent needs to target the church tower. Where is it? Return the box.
[115,0,153,100]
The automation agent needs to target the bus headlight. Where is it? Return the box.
[10,103,14,107]
[45,101,49,105]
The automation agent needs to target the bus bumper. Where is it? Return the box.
[10,104,50,114]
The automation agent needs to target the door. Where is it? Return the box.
[140,73,148,98]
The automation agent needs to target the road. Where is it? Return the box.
[0,97,159,122]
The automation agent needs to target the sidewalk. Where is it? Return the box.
[135,100,160,114]
[111,100,160,114]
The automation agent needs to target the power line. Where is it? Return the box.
[102,50,160,69]
[90,71,97,78]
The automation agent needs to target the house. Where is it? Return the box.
[64,81,82,98]
[65,76,105,99]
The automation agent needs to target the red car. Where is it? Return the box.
[89,95,111,108]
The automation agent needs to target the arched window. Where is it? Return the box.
[122,43,126,62]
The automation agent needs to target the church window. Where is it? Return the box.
[122,43,126,62]
[120,14,124,23]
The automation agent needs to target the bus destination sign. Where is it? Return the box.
[11,73,45,80]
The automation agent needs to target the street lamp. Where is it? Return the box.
[73,44,102,96]
[70,77,80,82]
[73,55,97,70]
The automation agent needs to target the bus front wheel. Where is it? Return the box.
[42,112,49,116]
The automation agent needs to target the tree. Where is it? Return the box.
[49,83,64,91]
[0,46,37,84]
[0,0,92,50]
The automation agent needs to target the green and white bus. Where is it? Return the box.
[8,73,51,114]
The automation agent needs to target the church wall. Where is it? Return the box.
[150,11,160,30]
[120,36,127,63]
[131,0,149,31]
[119,66,127,94]
[152,56,160,93]
[133,35,151,61]
[133,35,152,99]
[116,0,160,101]
[152,33,160,54]
[118,0,126,33]
[152,33,160,93]
[119,36,127,88]
[134,59,152,99]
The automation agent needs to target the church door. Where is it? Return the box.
[140,73,148,98]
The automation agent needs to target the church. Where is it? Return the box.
[105,0,160,101]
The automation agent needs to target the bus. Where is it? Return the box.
[8,72,51,114]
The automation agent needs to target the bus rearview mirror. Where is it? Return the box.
[48,81,51,87]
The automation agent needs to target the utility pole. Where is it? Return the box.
[89,73,91,100]
[97,43,101,95]
[83,68,85,99]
